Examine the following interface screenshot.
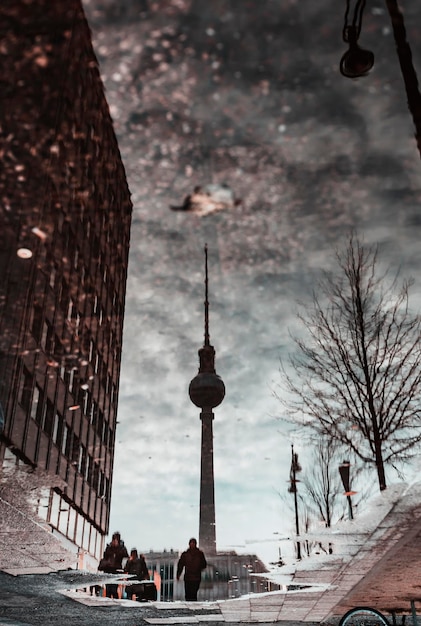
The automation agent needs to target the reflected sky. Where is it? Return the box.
[83,0,421,564]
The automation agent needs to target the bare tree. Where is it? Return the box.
[281,235,421,491]
[301,439,346,528]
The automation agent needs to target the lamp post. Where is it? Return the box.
[288,444,302,560]
[384,0,421,159]
[339,0,421,159]
[340,0,375,78]
[338,460,357,520]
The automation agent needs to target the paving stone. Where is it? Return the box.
[145,618,200,624]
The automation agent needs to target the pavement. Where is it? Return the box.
[2,482,421,625]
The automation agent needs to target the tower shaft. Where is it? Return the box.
[199,409,216,556]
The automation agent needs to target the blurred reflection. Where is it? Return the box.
[340,0,374,78]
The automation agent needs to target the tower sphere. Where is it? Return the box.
[189,371,225,409]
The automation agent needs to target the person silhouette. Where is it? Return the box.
[124,548,149,601]
[176,538,207,601]
[100,531,129,598]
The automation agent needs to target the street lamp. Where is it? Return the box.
[338,460,357,520]
[340,0,421,159]
[340,0,374,78]
[288,444,302,560]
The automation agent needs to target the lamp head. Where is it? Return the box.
[340,42,374,78]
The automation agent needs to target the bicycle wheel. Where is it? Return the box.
[339,607,390,626]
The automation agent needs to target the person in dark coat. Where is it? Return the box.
[124,549,149,601]
[176,537,207,601]
[100,531,129,598]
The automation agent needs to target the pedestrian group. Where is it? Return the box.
[97,532,207,602]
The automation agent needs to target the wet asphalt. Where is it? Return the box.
[0,570,327,626]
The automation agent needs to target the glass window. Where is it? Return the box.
[89,527,97,555]
[95,534,103,560]
[41,320,49,350]
[89,339,94,362]
[56,211,64,233]
[98,471,104,497]
[43,398,54,436]
[78,444,86,475]
[37,488,50,521]
[50,491,61,528]
[52,412,62,446]
[37,398,46,428]
[73,248,79,270]
[85,455,92,483]
[68,507,77,542]
[30,386,40,421]
[96,410,103,437]
[75,311,81,332]
[90,400,97,427]
[61,424,69,455]
[20,367,33,412]
[82,390,89,415]
[104,476,110,502]
[31,306,43,343]
[49,266,56,289]
[82,522,90,551]
[75,513,84,547]
[60,278,69,312]
[68,369,75,392]
[58,504,69,535]
[93,462,100,492]
[67,300,73,321]
[71,434,80,464]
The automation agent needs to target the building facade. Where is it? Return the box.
[0,0,132,565]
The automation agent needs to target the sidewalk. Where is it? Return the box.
[264,482,421,623]
[62,588,322,625]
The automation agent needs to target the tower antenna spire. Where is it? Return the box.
[204,244,210,347]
